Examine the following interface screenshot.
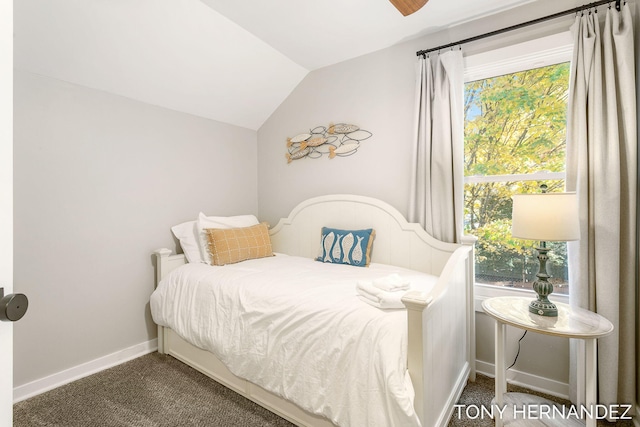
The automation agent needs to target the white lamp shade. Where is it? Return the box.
[511,192,580,241]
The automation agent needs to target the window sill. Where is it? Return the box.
[474,283,570,313]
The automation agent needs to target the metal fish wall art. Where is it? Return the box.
[286,146,311,163]
[299,137,327,150]
[328,123,359,134]
[329,143,359,159]
[285,122,372,163]
[287,133,311,147]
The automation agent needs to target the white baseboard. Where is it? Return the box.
[12,341,571,407]
[13,339,158,403]
[475,359,569,399]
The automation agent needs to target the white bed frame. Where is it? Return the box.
[153,194,476,427]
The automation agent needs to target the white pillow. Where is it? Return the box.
[197,212,260,264]
[171,220,202,263]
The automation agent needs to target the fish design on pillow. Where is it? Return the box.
[352,236,365,265]
[341,233,355,264]
[323,232,335,262]
[332,233,343,261]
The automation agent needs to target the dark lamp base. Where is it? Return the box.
[529,244,558,317]
[529,299,558,317]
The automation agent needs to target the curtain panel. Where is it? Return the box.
[409,50,464,243]
[565,3,637,412]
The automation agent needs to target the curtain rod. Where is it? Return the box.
[416,0,624,56]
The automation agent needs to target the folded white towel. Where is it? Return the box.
[372,273,410,292]
[356,280,406,309]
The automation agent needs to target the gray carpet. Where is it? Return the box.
[14,353,295,427]
[14,353,634,426]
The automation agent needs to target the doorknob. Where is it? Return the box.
[0,287,28,322]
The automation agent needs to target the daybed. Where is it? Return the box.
[150,194,475,427]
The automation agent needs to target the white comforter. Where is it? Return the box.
[150,254,437,427]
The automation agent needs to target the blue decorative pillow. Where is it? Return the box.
[317,227,375,267]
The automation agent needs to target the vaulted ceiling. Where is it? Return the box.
[15,0,541,130]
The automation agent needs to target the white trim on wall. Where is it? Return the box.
[14,334,571,405]
[475,359,569,399]
[464,31,573,82]
[13,339,157,403]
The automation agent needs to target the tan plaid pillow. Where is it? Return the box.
[204,223,273,266]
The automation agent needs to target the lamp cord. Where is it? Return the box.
[507,330,527,370]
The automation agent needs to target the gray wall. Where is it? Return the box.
[257,42,417,226]
[13,71,258,387]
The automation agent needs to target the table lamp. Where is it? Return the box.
[511,192,579,317]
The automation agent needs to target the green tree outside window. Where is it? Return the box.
[464,63,570,293]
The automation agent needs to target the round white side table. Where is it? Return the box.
[482,296,614,427]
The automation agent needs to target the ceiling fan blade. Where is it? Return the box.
[389,0,428,16]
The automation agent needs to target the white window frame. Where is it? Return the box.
[463,31,573,307]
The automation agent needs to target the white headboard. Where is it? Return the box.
[269,194,461,276]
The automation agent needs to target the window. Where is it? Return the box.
[463,33,572,296]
